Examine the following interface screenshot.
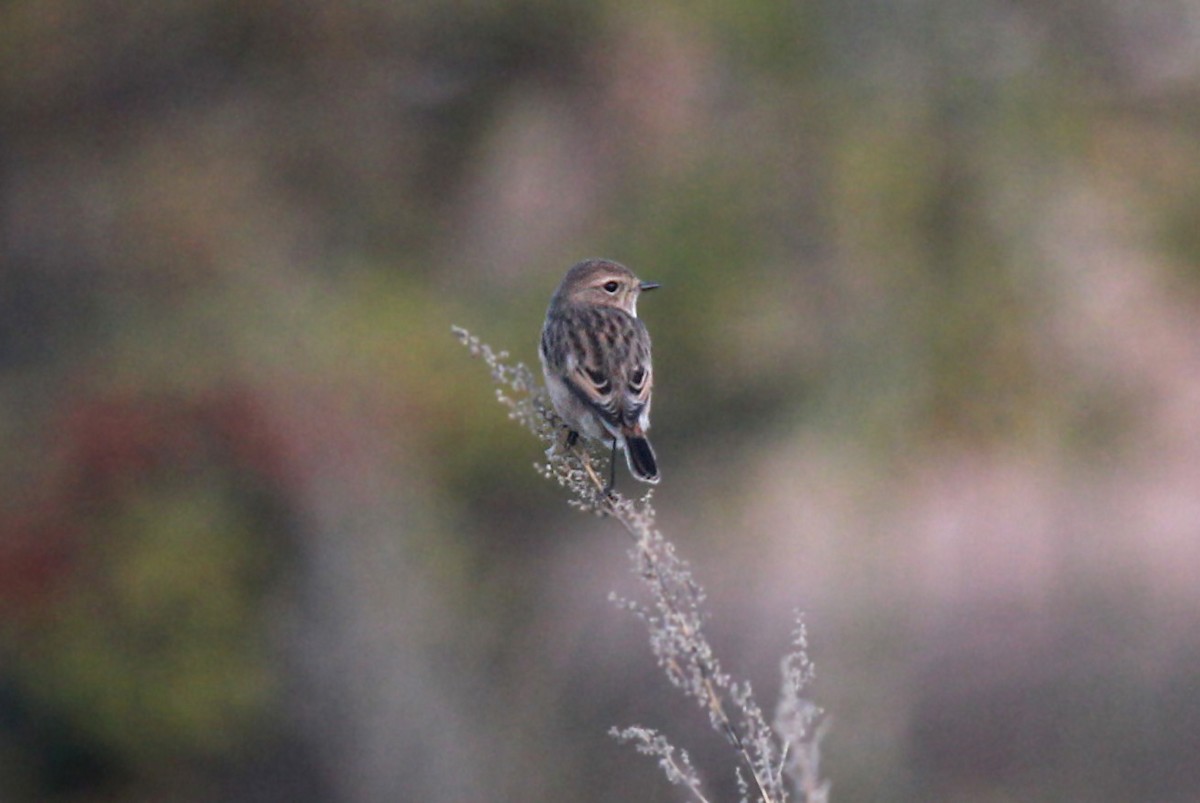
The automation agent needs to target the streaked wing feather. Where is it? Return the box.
[547,306,653,432]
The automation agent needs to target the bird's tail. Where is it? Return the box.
[623,433,660,484]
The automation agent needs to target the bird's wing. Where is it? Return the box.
[583,312,652,431]
[565,343,622,428]
[548,308,652,433]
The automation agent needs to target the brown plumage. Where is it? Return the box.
[539,258,660,485]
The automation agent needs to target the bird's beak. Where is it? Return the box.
[639,281,661,292]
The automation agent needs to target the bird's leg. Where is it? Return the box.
[554,427,614,498]
[560,428,606,494]
[547,427,578,460]
[604,438,618,494]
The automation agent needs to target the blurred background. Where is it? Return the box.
[3,1,1200,801]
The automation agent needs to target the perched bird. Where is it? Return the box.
[539,258,660,488]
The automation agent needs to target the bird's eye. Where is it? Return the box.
[603,280,620,293]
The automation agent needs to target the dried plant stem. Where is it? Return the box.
[454,325,827,802]
[572,464,778,800]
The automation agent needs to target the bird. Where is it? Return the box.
[539,258,660,489]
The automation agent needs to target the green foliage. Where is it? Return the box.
[18,477,277,764]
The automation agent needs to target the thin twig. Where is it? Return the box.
[574,463,779,801]
[454,325,826,802]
